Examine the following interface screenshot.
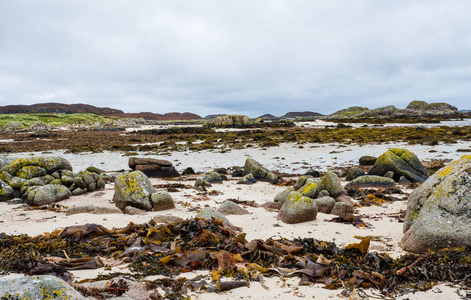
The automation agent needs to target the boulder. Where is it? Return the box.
[128,157,180,178]
[315,196,336,214]
[24,184,71,206]
[113,170,155,211]
[203,171,223,183]
[347,175,396,188]
[231,169,244,177]
[277,191,318,224]
[2,157,72,176]
[330,201,354,215]
[153,215,184,224]
[195,178,212,188]
[400,155,471,253]
[298,180,318,198]
[150,190,175,211]
[0,179,14,201]
[0,275,86,300]
[294,175,315,190]
[274,187,294,203]
[237,174,257,184]
[317,171,347,198]
[304,170,321,177]
[217,200,250,215]
[345,167,365,181]
[243,158,278,183]
[368,148,428,183]
[196,207,233,227]
[359,156,377,166]
[182,167,196,175]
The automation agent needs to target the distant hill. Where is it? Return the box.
[204,114,227,119]
[0,103,202,120]
[258,114,278,119]
[281,111,323,119]
[0,103,123,115]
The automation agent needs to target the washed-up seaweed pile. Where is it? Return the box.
[1,218,471,298]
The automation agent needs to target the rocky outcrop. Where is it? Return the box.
[129,157,180,178]
[24,184,71,206]
[243,158,278,183]
[400,155,471,253]
[203,114,252,128]
[368,148,428,183]
[277,192,318,224]
[0,275,86,300]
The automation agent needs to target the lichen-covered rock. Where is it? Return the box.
[277,191,318,224]
[237,173,257,184]
[2,122,22,132]
[203,171,223,183]
[113,170,155,211]
[347,175,395,188]
[150,190,175,211]
[294,175,314,190]
[24,184,71,206]
[315,196,336,214]
[15,166,47,179]
[317,171,347,198]
[0,275,86,300]
[298,181,318,198]
[217,200,250,215]
[274,187,294,203]
[0,179,14,202]
[243,158,278,183]
[368,148,428,183]
[359,156,377,166]
[203,114,252,128]
[345,167,365,181]
[2,157,72,176]
[400,155,471,253]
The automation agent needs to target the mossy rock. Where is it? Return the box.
[2,157,72,176]
[347,175,395,188]
[274,187,294,203]
[16,166,47,179]
[277,191,317,224]
[24,184,71,206]
[294,175,314,190]
[238,173,257,184]
[113,170,155,211]
[203,171,223,183]
[317,171,347,198]
[345,167,365,181]
[150,190,175,211]
[0,179,14,202]
[244,158,278,183]
[298,181,318,198]
[368,148,428,183]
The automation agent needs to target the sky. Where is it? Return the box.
[1,1,471,117]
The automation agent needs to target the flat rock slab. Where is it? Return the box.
[129,157,180,178]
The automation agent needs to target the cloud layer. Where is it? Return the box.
[1,1,470,117]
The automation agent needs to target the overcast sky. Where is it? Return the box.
[1,1,470,117]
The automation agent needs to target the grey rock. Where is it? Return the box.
[66,205,122,215]
[203,171,223,183]
[196,207,232,227]
[384,171,394,179]
[368,148,428,183]
[124,206,148,215]
[113,170,155,211]
[400,156,471,253]
[345,167,365,181]
[274,187,294,203]
[359,156,377,166]
[71,188,87,196]
[25,184,71,206]
[277,191,318,224]
[61,175,75,187]
[298,180,318,198]
[0,275,86,300]
[237,173,257,184]
[0,179,14,202]
[153,215,184,224]
[330,201,354,215]
[294,175,314,190]
[315,196,336,214]
[2,157,72,176]
[129,157,180,178]
[243,158,278,183]
[195,178,212,187]
[150,190,175,211]
[217,200,250,215]
[347,175,396,188]
[317,171,347,198]
[318,190,330,198]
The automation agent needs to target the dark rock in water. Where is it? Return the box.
[304,170,320,177]
[128,157,180,178]
[347,175,396,188]
[0,179,14,202]
[217,200,250,215]
[367,148,428,183]
[400,155,471,253]
[0,275,86,299]
[277,191,317,224]
[182,167,196,175]
[231,169,244,177]
[345,167,365,181]
[243,158,278,183]
[359,156,377,166]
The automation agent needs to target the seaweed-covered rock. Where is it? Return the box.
[277,192,317,224]
[0,179,14,202]
[0,275,86,300]
[400,155,471,253]
[217,200,250,215]
[347,175,395,188]
[113,170,155,211]
[359,156,377,166]
[24,184,71,206]
[203,171,223,183]
[315,196,336,214]
[274,187,294,203]
[317,171,347,198]
[2,157,72,176]
[345,167,365,181]
[150,190,175,211]
[368,148,428,183]
[129,157,180,178]
[243,158,278,183]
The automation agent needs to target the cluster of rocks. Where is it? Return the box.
[0,157,105,206]
[113,170,174,213]
[274,171,353,224]
[2,121,50,133]
[202,114,252,128]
